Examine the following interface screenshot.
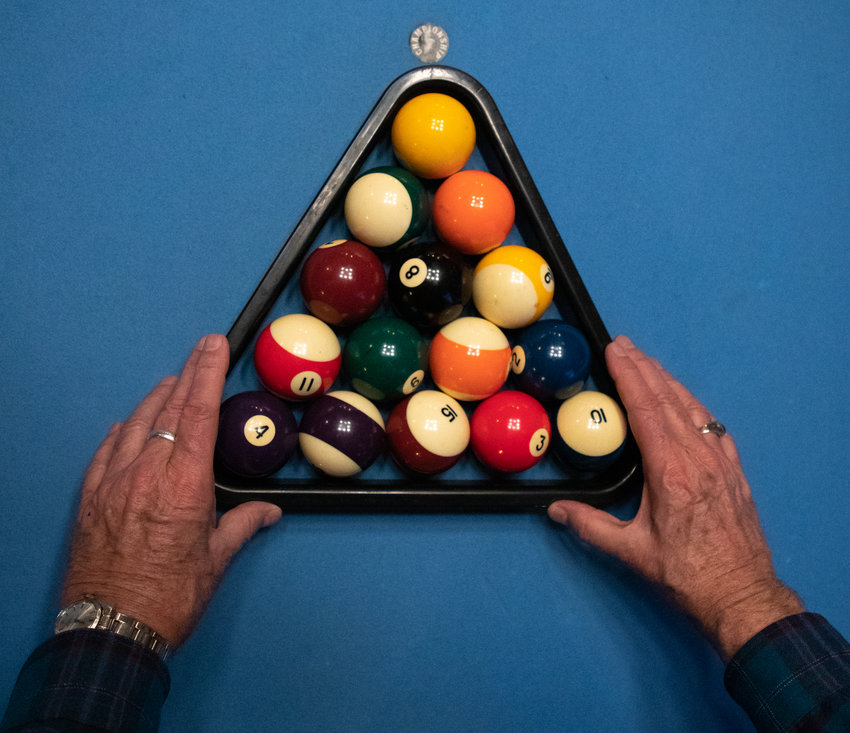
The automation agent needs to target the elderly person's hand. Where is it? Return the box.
[548,336,803,659]
[61,334,282,647]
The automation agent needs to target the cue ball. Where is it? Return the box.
[432,170,515,255]
[391,93,476,179]
[553,390,627,471]
[299,239,386,326]
[473,245,555,329]
[510,320,591,402]
[470,391,551,473]
[298,391,386,477]
[344,166,429,249]
[342,316,428,402]
[253,313,341,401]
[387,241,473,328]
[386,390,470,475]
[429,316,511,401]
[215,391,298,477]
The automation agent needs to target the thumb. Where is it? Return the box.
[211,501,282,568]
[548,500,629,558]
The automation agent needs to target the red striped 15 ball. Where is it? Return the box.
[472,245,555,329]
[470,390,551,473]
[253,313,341,400]
[386,390,470,475]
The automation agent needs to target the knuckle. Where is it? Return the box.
[180,395,218,424]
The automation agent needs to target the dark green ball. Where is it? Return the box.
[343,317,429,402]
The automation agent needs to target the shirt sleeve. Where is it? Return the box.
[1,629,170,733]
[724,612,850,732]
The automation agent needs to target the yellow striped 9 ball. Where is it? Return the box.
[472,245,554,329]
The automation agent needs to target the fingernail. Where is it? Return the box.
[263,506,283,527]
[202,334,224,352]
[547,503,568,524]
[608,338,625,356]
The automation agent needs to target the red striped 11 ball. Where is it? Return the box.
[253,314,341,400]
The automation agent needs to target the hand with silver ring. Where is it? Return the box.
[61,334,282,647]
[548,336,802,660]
[699,421,726,437]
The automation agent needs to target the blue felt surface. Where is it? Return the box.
[1,2,848,731]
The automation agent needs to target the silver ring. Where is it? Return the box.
[699,421,726,437]
[148,429,176,443]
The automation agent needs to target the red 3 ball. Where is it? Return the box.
[470,390,551,473]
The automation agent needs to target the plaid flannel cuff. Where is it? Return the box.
[1,629,170,733]
[725,612,850,732]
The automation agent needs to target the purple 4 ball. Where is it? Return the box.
[216,390,298,477]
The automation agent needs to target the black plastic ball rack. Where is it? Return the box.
[215,65,642,512]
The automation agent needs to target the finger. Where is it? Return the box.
[80,422,122,496]
[210,502,283,571]
[169,334,229,472]
[607,337,713,460]
[548,500,631,560]
[147,339,207,439]
[605,339,682,473]
[109,376,179,471]
[656,359,716,429]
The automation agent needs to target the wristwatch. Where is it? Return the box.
[55,595,171,661]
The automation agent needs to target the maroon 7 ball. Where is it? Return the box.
[299,239,387,326]
[470,390,551,473]
[215,391,298,477]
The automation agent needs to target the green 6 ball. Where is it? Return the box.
[343,316,429,402]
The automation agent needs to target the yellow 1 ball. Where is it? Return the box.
[391,93,476,179]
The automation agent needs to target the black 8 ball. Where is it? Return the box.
[387,241,473,328]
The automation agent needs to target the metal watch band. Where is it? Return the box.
[98,608,171,661]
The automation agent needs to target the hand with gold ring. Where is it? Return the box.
[61,334,282,648]
[548,336,803,660]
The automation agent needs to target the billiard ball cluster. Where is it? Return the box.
[215,92,627,481]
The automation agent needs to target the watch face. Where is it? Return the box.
[55,599,101,633]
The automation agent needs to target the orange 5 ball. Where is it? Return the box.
[433,170,515,255]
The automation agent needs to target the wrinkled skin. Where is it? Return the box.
[548,336,803,660]
[62,334,282,647]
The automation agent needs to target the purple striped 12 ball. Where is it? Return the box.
[298,391,385,477]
